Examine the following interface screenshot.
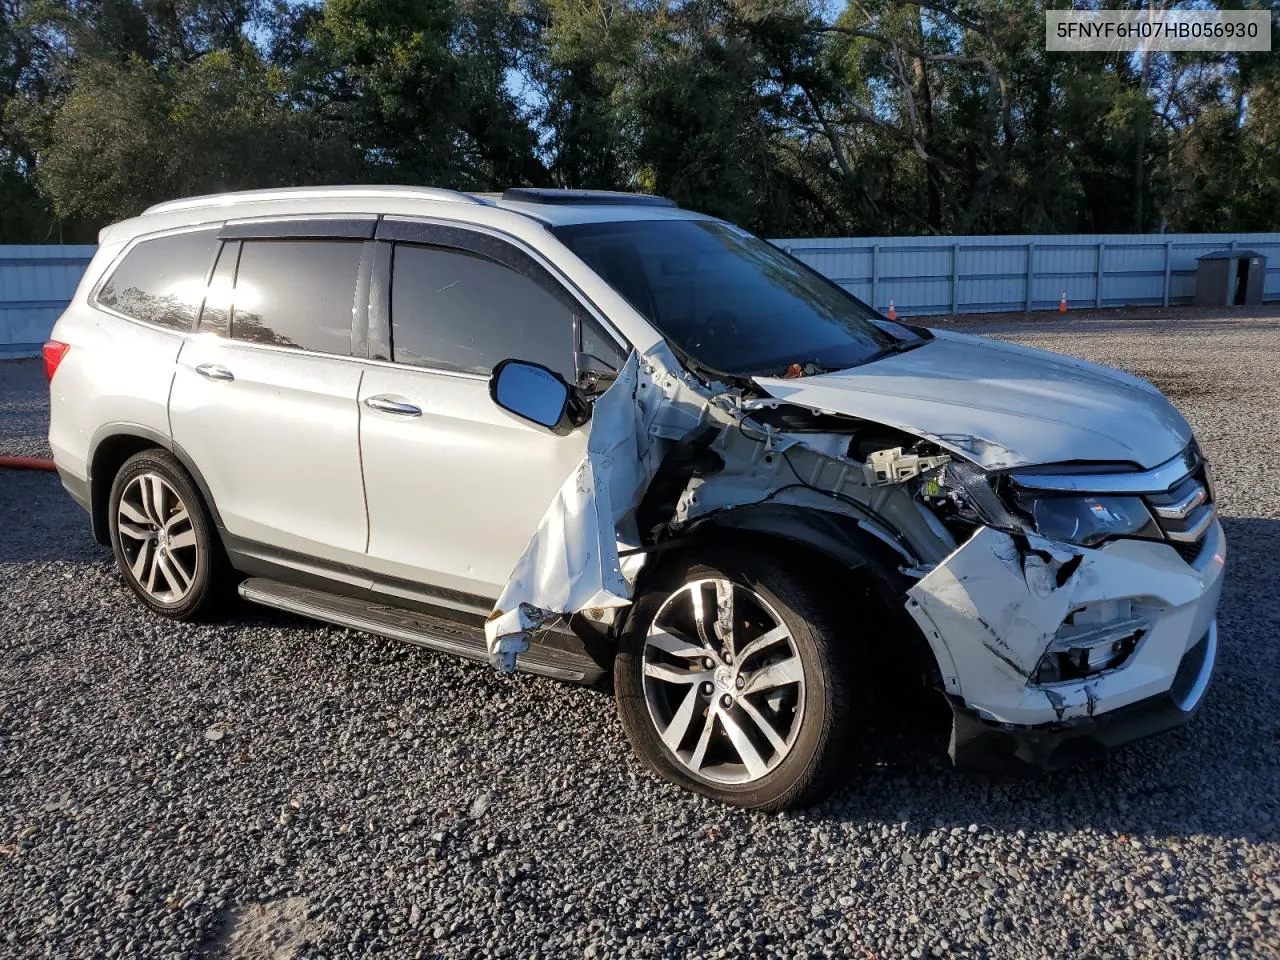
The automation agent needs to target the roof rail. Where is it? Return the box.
[502,188,676,208]
[143,185,482,216]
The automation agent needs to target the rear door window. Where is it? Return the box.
[231,240,362,355]
[96,229,220,331]
[389,243,576,379]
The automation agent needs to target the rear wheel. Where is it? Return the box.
[615,546,861,811]
[108,449,230,620]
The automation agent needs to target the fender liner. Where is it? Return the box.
[687,502,915,580]
[679,503,944,688]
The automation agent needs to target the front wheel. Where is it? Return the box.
[614,546,861,811]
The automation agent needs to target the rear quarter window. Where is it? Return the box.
[96,229,220,331]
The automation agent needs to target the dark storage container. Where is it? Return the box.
[1194,250,1267,307]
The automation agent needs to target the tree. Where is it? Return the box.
[296,0,546,188]
[0,0,1277,241]
[36,47,354,223]
[1,0,62,239]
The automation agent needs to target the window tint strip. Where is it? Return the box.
[367,241,393,362]
[197,241,239,337]
[350,240,375,359]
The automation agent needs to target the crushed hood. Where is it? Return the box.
[754,329,1193,471]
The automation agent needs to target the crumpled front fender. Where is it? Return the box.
[483,341,950,672]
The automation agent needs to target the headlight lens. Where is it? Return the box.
[1017,494,1157,547]
[925,462,1159,547]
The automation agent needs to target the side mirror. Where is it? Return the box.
[489,359,589,434]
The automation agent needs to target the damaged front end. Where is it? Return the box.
[485,341,958,670]
[906,458,1225,772]
[485,341,1225,775]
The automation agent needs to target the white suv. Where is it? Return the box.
[45,186,1224,810]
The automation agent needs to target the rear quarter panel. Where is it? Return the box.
[48,242,184,481]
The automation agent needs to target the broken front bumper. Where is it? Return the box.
[906,518,1225,765]
[947,620,1216,773]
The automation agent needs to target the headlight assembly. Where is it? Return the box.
[923,462,1161,548]
[1016,493,1159,547]
[924,461,1020,529]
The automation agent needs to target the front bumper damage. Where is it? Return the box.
[907,520,1225,770]
[948,621,1216,773]
[484,340,1225,774]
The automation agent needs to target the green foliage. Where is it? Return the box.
[299,0,544,186]
[36,48,354,222]
[0,0,1277,239]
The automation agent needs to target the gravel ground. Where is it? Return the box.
[1,310,1278,959]
[0,358,52,458]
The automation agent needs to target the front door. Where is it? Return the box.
[356,223,609,600]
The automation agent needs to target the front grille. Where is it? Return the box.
[1144,463,1214,564]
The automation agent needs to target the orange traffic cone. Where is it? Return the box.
[1058,290,1068,313]
[887,298,898,321]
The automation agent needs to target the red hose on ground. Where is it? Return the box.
[0,456,56,472]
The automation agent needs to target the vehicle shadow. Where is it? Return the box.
[0,471,105,565]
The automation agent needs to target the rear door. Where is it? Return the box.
[169,219,374,563]
[356,218,628,602]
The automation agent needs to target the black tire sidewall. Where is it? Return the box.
[107,450,220,620]
[614,546,855,811]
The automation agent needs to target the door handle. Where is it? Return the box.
[364,395,422,417]
[195,363,235,382]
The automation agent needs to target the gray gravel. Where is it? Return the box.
[2,309,1278,959]
[0,358,52,458]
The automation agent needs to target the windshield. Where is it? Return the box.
[553,219,922,376]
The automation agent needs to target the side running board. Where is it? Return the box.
[238,577,607,686]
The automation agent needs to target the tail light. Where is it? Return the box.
[42,340,70,382]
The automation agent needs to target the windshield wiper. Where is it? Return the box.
[661,337,755,388]
[889,333,930,353]
[855,334,931,367]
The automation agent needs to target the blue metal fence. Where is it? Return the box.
[0,246,96,358]
[3,232,1278,357]
[775,232,1280,316]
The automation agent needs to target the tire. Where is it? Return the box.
[614,544,863,811]
[107,449,231,620]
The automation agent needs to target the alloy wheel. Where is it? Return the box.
[641,578,807,785]
[116,472,199,605]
